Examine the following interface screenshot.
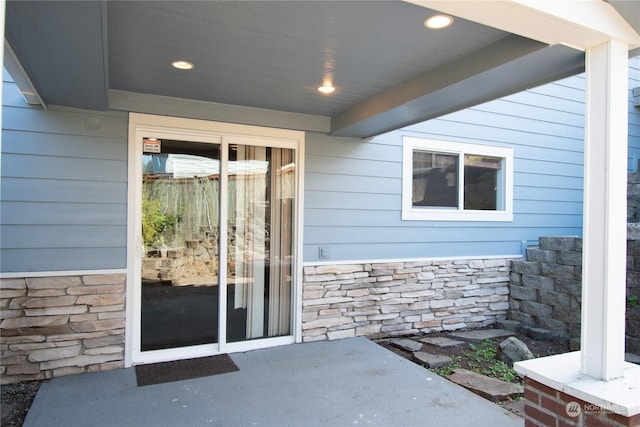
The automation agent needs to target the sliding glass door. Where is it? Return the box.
[140,138,222,351]
[131,116,300,363]
[226,144,294,342]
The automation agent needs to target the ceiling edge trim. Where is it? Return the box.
[110,90,331,134]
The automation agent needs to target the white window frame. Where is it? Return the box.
[402,136,513,222]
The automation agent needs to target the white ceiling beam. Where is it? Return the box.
[407,0,640,51]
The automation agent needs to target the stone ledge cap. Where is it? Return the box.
[514,351,640,417]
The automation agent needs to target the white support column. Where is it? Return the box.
[581,39,628,381]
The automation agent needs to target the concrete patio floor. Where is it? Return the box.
[24,337,522,427]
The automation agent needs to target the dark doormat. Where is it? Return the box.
[135,354,239,386]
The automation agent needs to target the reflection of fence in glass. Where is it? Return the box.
[141,166,294,257]
[143,175,221,250]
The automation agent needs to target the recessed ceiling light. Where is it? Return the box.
[172,60,195,70]
[317,85,336,94]
[424,14,454,29]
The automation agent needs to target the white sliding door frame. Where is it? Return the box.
[125,113,304,367]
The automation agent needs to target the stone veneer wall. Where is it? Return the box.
[302,258,513,342]
[0,273,126,384]
[509,231,640,353]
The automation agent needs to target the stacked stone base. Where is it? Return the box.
[0,273,126,384]
[523,377,639,427]
[509,232,640,353]
[302,257,514,341]
[509,236,581,348]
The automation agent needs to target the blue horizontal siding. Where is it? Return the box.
[3,57,638,270]
[1,79,128,272]
[3,104,127,139]
[2,130,126,161]
[1,178,126,203]
[304,225,580,246]
[305,172,400,194]
[1,225,126,248]
[305,154,401,178]
[303,73,593,262]
[304,190,399,211]
[1,249,126,272]
[1,202,126,225]
[515,186,582,203]
[3,153,127,181]
[515,173,583,189]
[305,209,581,229]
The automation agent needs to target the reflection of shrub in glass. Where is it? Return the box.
[141,193,183,249]
[464,155,501,211]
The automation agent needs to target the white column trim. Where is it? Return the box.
[580,39,628,381]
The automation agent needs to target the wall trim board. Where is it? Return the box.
[303,254,523,267]
[0,268,127,279]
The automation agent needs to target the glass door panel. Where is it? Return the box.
[226,145,294,342]
[140,138,221,351]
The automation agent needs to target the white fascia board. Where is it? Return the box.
[406,0,640,51]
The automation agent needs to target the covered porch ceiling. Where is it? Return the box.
[4,1,640,138]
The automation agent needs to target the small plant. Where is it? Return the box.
[431,355,462,376]
[463,340,497,362]
[628,295,639,307]
[483,360,519,383]
[437,339,523,384]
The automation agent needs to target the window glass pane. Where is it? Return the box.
[412,150,458,208]
[141,139,220,351]
[464,154,502,211]
[227,145,294,342]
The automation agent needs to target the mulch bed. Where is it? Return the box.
[1,381,41,427]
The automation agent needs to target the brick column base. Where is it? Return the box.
[523,377,640,427]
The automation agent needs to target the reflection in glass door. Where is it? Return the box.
[138,135,295,352]
[227,145,294,342]
[140,138,221,351]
